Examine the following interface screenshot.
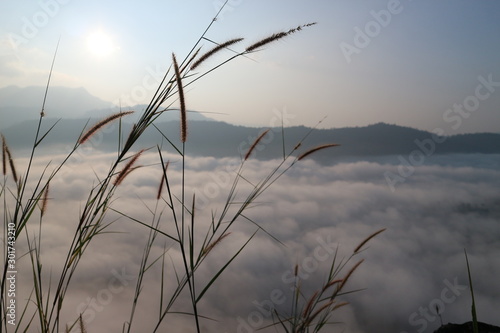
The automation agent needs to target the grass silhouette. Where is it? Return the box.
[0,4,383,332]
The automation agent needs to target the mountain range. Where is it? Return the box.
[2,117,499,163]
[0,85,113,128]
[1,86,499,162]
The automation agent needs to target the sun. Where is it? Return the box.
[87,30,116,57]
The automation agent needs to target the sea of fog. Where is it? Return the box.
[3,151,500,333]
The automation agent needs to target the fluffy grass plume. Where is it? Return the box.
[297,143,340,161]
[79,111,134,144]
[321,279,343,293]
[302,290,320,318]
[114,149,144,186]
[2,134,18,182]
[303,299,349,327]
[191,38,244,70]
[172,53,187,142]
[354,228,386,253]
[40,182,50,217]
[244,129,270,160]
[246,22,317,52]
[203,232,232,257]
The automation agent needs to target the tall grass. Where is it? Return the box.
[0,4,383,332]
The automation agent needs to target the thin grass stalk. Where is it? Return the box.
[40,37,59,117]
[0,43,60,325]
[181,47,202,73]
[465,249,479,333]
[49,178,116,330]
[335,259,364,296]
[292,264,300,328]
[281,112,286,161]
[1,134,6,176]
[26,233,48,332]
[302,300,335,330]
[178,0,230,70]
[152,149,191,331]
[229,118,331,211]
[195,230,258,304]
[189,193,199,331]
[156,161,170,200]
[308,301,348,332]
[176,133,202,332]
[126,211,162,332]
[302,290,320,319]
[159,242,168,317]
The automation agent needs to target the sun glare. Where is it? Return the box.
[87,30,115,57]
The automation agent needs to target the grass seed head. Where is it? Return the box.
[79,111,134,144]
[297,144,340,161]
[41,182,50,217]
[203,232,231,257]
[246,22,316,52]
[354,228,386,253]
[2,135,18,183]
[244,129,270,160]
[172,53,187,142]
[114,149,144,186]
[191,38,244,70]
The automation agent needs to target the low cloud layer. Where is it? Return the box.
[4,151,500,333]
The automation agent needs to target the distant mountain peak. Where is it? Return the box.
[434,321,500,333]
[0,85,112,129]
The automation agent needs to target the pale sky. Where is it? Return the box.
[1,0,499,133]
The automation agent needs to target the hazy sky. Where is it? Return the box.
[1,0,500,132]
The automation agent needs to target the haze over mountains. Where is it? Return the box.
[0,85,112,128]
[1,86,499,163]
